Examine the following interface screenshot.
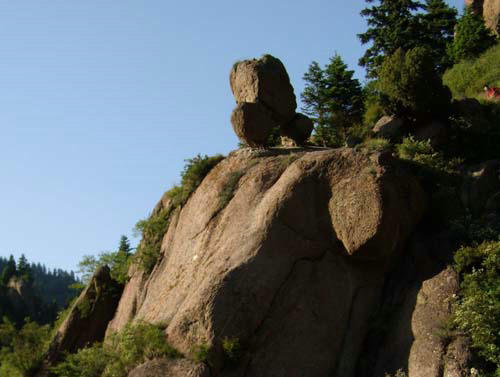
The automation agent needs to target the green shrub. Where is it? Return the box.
[134,207,172,274]
[363,101,385,129]
[447,8,497,64]
[191,343,211,363]
[396,136,462,175]
[377,47,452,118]
[167,154,225,208]
[0,318,51,377]
[222,337,241,363]
[361,138,391,152]
[52,322,181,377]
[453,240,500,375]
[218,171,245,210]
[51,343,110,377]
[444,44,500,99]
[77,237,133,285]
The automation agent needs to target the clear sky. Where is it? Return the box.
[0,0,464,272]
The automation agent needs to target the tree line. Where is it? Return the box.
[300,0,497,148]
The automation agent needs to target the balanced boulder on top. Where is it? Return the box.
[229,54,313,147]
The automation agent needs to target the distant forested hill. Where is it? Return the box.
[0,255,79,325]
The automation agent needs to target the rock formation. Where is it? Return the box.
[229,55,313,146]
[372,115,404,140]
[104,147,428,377]
[38,266,123,373]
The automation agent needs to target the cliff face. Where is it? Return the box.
[103,147,449,377]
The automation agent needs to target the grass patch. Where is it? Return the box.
[218,170,245,210]
[191,343,211,364]
[361,138,391,152]
[443,43,500,100]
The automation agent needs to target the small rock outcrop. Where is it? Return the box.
[461,160,500,215]
[229,55,313,146]
[107,148,426,377]
[128,359,210,377]
[372,115,404,140]
[40,266,123,370]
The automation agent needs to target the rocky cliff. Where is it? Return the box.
[96,146,472,377]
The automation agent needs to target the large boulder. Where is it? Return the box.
[373,115,404,139]
[230,55,297,124]
[230,102,277,147]
[280,113,314,146]
[414,120,449,148]
[107,148,426,377]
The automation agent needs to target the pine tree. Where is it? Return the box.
[301,61,328,128]
[359,0,424,77]
[301,55,364,147]
[1,255,17,285]
[17,254,32,284]
[418,0,458,72]
[448,7,496,63]
[118,235,132,256]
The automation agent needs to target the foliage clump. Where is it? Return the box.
[360,138,391,152]
[218,170,245,210]
[51,321,181,377]
[0,317,51,377]
[377,47,452,119]
[443,44,500,99]
[396,136,464,182]
[447,8,497,64]
[301,55,364,147]
[166,154,225,208]
[222,337,241,364]
[78,236,133,285]
[359,0,457,76]
[453,240,500,376]
[133,207,172,275]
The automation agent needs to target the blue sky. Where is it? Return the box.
[0,0,463,272]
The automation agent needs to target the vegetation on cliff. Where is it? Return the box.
[51,322,180,377]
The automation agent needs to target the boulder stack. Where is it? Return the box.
[229,54,313,147]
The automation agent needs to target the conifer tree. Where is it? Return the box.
[1,255,17,285]
[118,235,132,256]
[301,55,364,147]
[359,0,424,77]
[418,0,458,72]
[448,7,496,63]
[17,254,32,283]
